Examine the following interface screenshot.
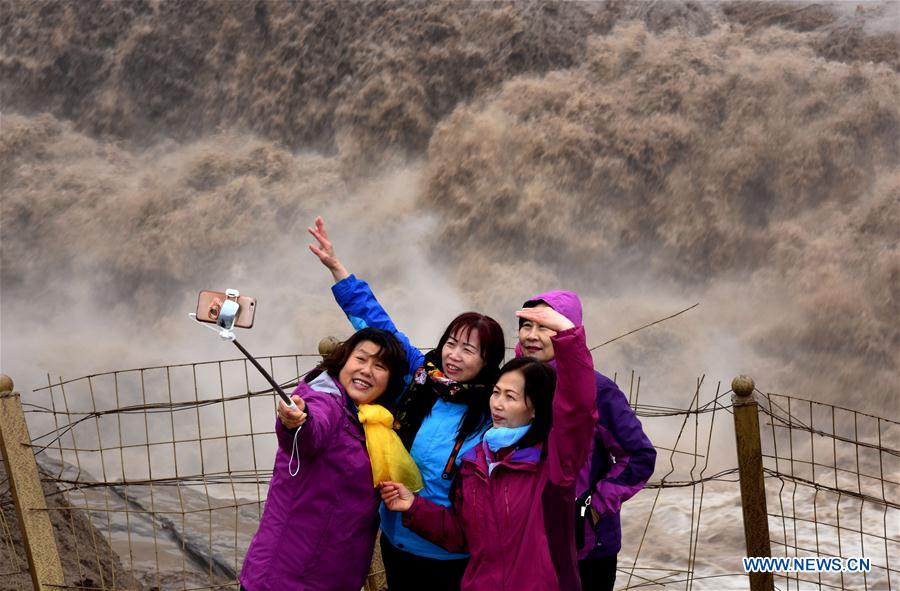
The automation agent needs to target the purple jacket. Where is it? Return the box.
[240,372,380,591]
[402,326,597,591]
[520,291,656,559]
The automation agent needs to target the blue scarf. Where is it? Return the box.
[483,425,531,475]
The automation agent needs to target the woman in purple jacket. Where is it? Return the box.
[380,304,597,591]
[518,291,657,591]
[239,327,410,591]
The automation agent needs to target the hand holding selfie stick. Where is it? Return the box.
[189,289,299,411]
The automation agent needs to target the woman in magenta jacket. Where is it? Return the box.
[380,304,597,591]
[517,291,656,591]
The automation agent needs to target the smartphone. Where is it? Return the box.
[195,290,257,329]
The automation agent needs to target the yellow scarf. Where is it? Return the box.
[358,404,423,492]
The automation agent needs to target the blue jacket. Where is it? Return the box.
[332,275,484,560]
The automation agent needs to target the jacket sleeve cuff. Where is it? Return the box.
[550,325,592,366]
[552,325,580,338]
[274,416,299,451]
[330,273,359,300]
[401,495,424,527]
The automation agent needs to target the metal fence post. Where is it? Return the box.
[318,336,340,359]
[0,375,65,590]
[732,375,774,591]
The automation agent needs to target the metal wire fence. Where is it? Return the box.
[758,392,899,591]
[1,351,897,590]
[25,353,324,591]
[0,462,30,591]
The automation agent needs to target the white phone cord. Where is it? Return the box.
[289,425,303,477]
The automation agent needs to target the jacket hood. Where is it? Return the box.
[515,290,583,358]
[524,290,583,326]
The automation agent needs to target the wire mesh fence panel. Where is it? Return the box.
[8,355,897,591]
[618,377,750,590]
[25,354,323,591]
[0,458,32,591]
[759,392,900,591]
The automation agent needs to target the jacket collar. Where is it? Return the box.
[306,369,361,425]
[461,442,543,479]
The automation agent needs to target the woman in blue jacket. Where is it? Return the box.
[307,216,505,591]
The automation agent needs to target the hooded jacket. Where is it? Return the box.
[520,290,656,559]
[239,371,381,591]
[402,324,597,591]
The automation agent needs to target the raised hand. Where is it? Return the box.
[278,394,308,430]
[307,216,350,282]
[379,480,415,512]
[515,306,575,333]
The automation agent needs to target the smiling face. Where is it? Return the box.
[518,303,558,362]
[490,369,535,428]
[338,340,390,405]
[441,326,485,382]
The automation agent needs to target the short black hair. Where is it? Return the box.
[319,327,408,403]
[495,356,556,449]
[518,299,548,328]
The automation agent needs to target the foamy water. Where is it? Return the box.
[2,1,897,414]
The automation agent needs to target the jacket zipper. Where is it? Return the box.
[489,476,506,591]
[504,485,510,529]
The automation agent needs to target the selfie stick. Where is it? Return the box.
[189,290,299,411]
[230,338,297,410]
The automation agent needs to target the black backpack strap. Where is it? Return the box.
[575,491,593,550]
[576,451,609,550]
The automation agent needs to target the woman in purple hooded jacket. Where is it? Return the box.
[518,291,657,591]
[239,327,412,591]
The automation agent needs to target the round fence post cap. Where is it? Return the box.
[732,375,755,397]
[0,374,13,393]
[318,336,341,358]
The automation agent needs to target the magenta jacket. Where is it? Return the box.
[517,290,656,559]
[401,326,597,591]
[240,371,380,591]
